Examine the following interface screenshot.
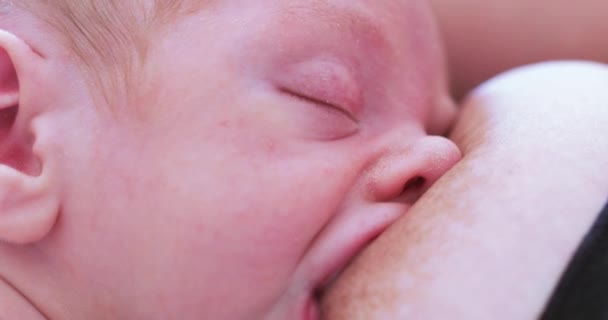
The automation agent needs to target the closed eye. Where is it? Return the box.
[278,87,359,123]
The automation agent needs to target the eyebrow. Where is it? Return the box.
[285,2,393,59]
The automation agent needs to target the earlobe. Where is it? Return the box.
[0,167,59,244]
[0,29,59,244]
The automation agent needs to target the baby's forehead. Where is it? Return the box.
[19,0,439,105]
[211,1,429,59]
[143,0,445,115]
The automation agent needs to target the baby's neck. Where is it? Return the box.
[0,275,47,320]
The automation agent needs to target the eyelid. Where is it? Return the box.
[275,59,363,118]
[278,87,358,123]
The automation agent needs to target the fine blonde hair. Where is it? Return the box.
[9,0,206,101]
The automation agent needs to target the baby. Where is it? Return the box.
[0,0,460,319]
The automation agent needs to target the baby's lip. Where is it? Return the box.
[312,232,382,301]
[289,202,411,320]
[302,204,410,302]
[315,269,342,299]
[303,296,322,320]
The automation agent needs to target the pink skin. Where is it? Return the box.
[0,1,460,319]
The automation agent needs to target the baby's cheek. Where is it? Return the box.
[236,165,345,250]
[197,145,347,242]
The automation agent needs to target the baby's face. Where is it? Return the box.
[57,0,459,319]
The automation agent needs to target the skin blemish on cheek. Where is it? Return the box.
[265,139,277,154]
[219,119,230,128]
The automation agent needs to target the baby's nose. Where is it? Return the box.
[366,135,462,204]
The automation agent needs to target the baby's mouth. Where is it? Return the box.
[313,255,354,302]
[304,277,341,320]
[314,271,339,301]
[308,232,382,319]
[304,296,322,320]
[292,202,411,320]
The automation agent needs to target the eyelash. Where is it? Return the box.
[278,87,358,123]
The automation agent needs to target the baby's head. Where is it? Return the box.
[0,0,460,319]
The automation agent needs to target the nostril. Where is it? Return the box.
[400,176,426,203]
[403,176,426,193]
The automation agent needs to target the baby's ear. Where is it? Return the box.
[0,30,60,244]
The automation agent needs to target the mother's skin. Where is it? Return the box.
[321,62,608,319]
[429,0,608,98]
